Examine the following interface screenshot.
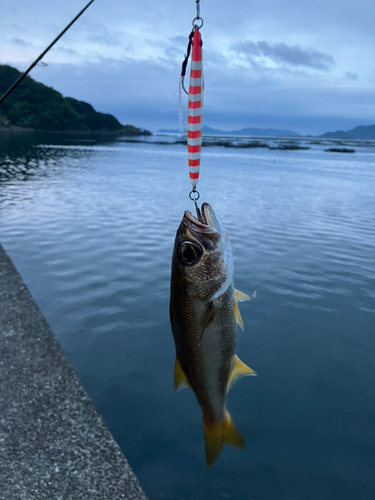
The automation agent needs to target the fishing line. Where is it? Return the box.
[2,66,47,119]
[177,81,185,134]
[51,0,104,50]
[0,0,96,106]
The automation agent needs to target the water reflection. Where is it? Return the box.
[0,132,116,182]
[1,134,375,499]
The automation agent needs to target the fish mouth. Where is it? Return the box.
[200,203,212,226]
[183,203,220,239]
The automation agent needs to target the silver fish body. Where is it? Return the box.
[170,203,255,465]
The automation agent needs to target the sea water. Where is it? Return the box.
[1,134,375,500]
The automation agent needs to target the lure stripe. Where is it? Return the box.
[189,159,200,167]
[190,69,202,78]
[188,115,202,124]
[188,100,202,109]
[188,107,202,117]
[191,61,202,71]
[188,93,202,102]
[189,86,202,95]
[189,77,203,86]
[188,122,203,132]
[189,166,200,173]
[188,152,201,160]
[187,29,203,187]
[188,130,202,139]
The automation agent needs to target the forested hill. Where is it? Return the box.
[0,65,150,135]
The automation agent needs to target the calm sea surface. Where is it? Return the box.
[1,133,375,499]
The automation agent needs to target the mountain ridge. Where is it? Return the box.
[159,123,375,140]
[320,124,375,140]
[0,65,151,135]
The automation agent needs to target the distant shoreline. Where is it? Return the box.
[0,126,151,136]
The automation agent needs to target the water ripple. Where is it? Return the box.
[1,136,375,499]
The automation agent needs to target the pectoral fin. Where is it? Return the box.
[199,302,217,343]
[235,289,251,302]
[227,355,257,392]
[233,299,244,331]
[174,358,192,391]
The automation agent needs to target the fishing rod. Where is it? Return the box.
[0,0,96,106]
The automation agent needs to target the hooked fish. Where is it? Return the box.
[170,202,256,466]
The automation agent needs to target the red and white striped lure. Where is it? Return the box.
[187,29,203,187]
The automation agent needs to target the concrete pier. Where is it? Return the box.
[0,244,148,500]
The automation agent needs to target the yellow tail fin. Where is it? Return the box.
[203,410,245,467]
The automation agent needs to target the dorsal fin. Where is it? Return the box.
[227,355,257,392]
[233,299,244,330]
[235,289,251,302]
[174,357,192,391]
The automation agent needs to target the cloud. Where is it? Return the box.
[11,23,28,33]
[344,71,358,80]
[1,0,374,135]
[86,24,124,47]
[168,36,188,46]
[29,56,375,136]
[10,37,30,47]
[141,35,188,62]
[233,41,335,71]
[56,47,77,55]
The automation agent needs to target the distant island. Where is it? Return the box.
[159,123,375,140]
[319,124,375,140]
[0,65,151,135]
[159,125,300,137]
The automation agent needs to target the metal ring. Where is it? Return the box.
[192,17,204,29]
[189,189,200,201]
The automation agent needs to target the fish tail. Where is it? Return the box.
[203,410,245,467]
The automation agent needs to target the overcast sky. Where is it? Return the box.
[1,0,374,134]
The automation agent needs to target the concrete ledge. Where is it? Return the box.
[0,244,148,500]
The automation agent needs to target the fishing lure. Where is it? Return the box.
[181,0,204,191]
[187,28,203,188]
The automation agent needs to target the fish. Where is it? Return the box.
[170,202,256,466]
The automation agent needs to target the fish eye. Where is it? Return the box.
[179,242,202,266]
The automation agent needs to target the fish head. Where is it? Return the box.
[171,203,233,302]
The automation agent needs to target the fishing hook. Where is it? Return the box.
[180,1,204,95]
[181,76,189,96]
[189,188,201,219]
[180,29,195,95]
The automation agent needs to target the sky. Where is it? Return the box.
[1,0,374,135]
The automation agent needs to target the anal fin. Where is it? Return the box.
[227,355,257,392]
[174,357,192,391]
